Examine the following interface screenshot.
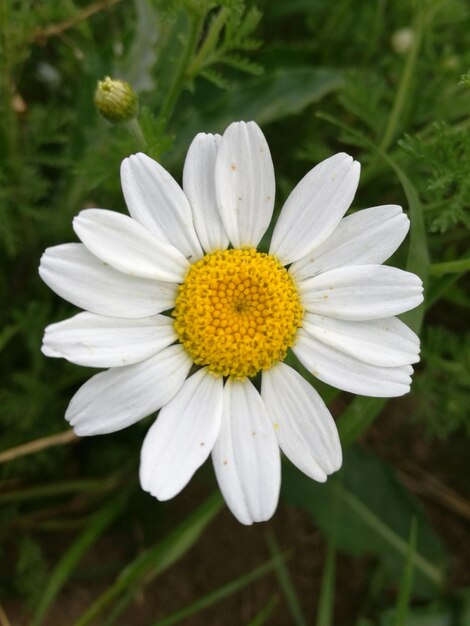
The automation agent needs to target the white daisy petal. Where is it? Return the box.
[121,153,203,262]
[270,153,360,264]
[66,345,191,436]
[73,209,189,282]
[140,368,223,501]
[290,205,410,281]
[262,363,342,481]
[215,121,275,248]
[212,378,281,525]
[293,329,413,397]
[302,313,420,367]
[300,265,423,321]
[183,133,229,252]
[39,244,177,318]
[42,312,176,368]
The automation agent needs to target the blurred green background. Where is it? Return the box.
[0,0,469,624]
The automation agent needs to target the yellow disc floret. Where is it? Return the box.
[173,248,303,378]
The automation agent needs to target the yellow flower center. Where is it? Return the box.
[173,248,303,378]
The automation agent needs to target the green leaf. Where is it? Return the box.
[200,67,232,90]
[392,517,418,626]
[171,68,343,161]
[150,554,286,626]
[380,589,470,626]
[214,67,343,126]
[73,493,223,626]
[281,447,447,597]
[316,541,336,626]
[218,53,263,75]
[266,530,306,626]
[390,159,429,334]
[429,258,470,276]
[32,494,127,626]
[247,597,280,626]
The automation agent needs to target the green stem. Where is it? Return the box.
[0,477,120,503]
[158,11,204,125]
[429,258,470,276]
[187,7,229,78]
[126,117,146,148]
[315,542,336,626]
[392,517,418,626]
[379,6,424,152]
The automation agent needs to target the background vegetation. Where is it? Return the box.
[1,0,469,624]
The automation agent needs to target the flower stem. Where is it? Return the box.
[187,7,229,78]
[429,258,470,276]
[126,117,146,148]
[158,10,205,125]
[379,6,424,152]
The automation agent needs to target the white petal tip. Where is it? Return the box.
[70,424,91,437]
[41,343,58,358]
[139,474,181,502]
[330,455,343,474]
[120,152,146,172]
[144,487,172,502]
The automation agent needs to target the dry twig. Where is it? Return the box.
[399,466,470,522]
[32,0,123,44]
[0,429,78,464]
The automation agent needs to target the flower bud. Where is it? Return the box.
[390,27,414,55]
[94,76,138,123]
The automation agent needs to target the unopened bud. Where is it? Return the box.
[391,27,414,55]
[94,76,138,123]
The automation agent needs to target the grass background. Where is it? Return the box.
[0,0,469,624]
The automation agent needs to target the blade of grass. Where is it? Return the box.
[316,471,339,626]
[379,4,424,152]
[0,476,120,503]
[247,596,280,626]
[101,588,136,626]
[151,553,288,626]
[73,493,223,626]
[335,484,442,587]
[427,250,470,306]
[429,258,470,276]
[393,517,418,626]
[266,530,306,626]
[392,160,429,334]
[315,541,336,626]
[32,493,127,626]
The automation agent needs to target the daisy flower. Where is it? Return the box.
[39,121,423,525]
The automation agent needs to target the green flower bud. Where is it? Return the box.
[94,77,138,123]
[390,27,414,55]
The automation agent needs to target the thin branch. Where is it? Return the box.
[399,466,470,522]
[32,0,123,44]
[0,430,78,464]
[0,602,12,626]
